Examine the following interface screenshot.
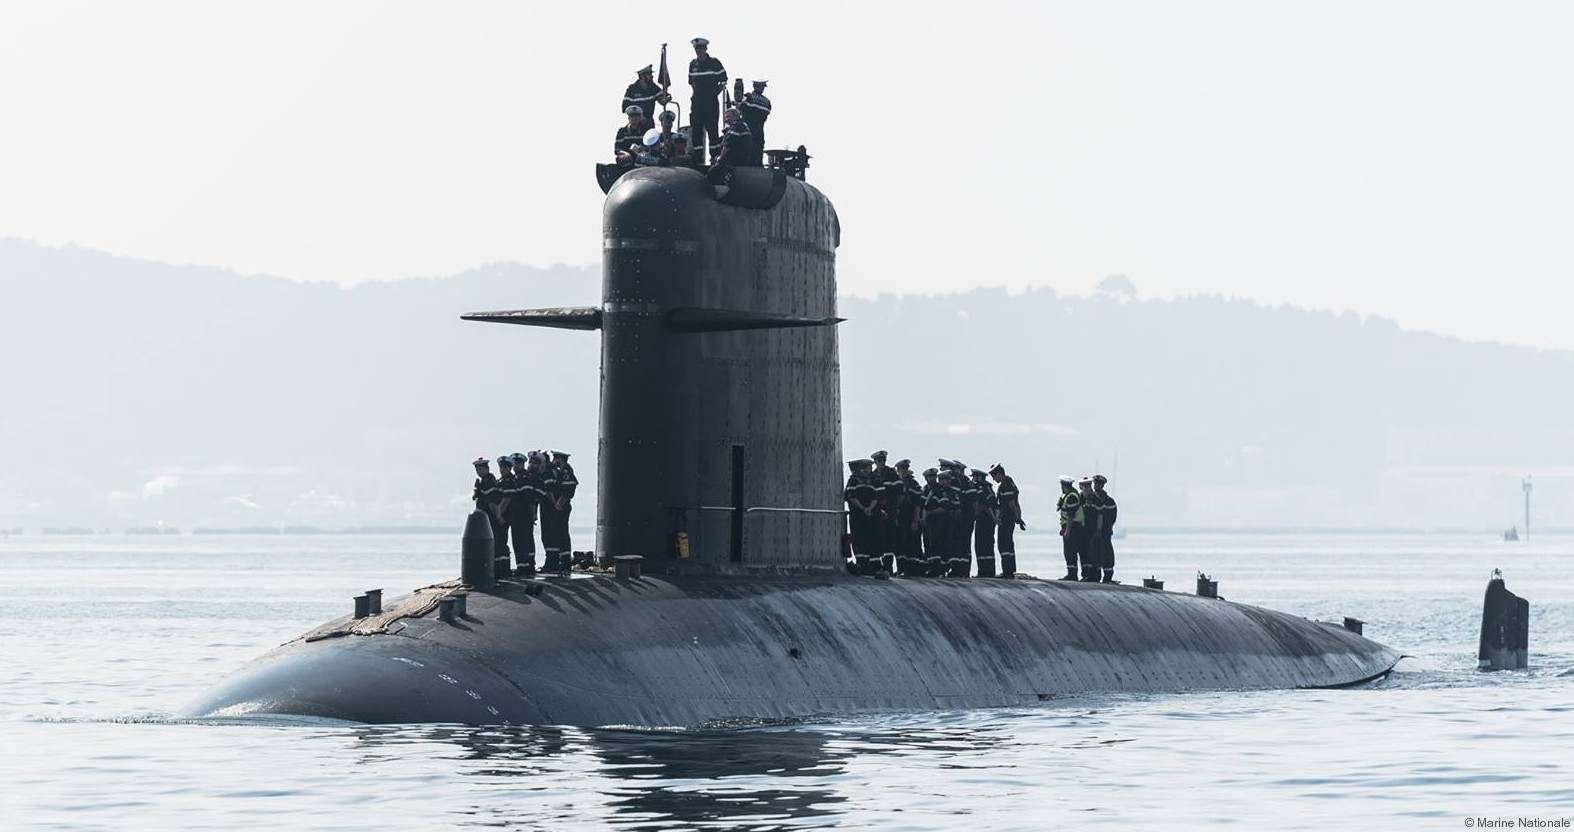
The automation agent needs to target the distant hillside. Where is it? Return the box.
[3,238,1570,530]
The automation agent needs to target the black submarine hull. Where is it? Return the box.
[180,574,1398,727]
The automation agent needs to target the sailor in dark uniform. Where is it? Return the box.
[990,463,1024,578]
[621,64,668,123]
[687,37,727,163]
[535,451,560,575]
[970,469,998,578]
[950,460,976,577]
[713,107,753,166]
[548,450,578,572]
[1076,477,1098,581]
[1091,473,1117,583]
[921,468,949,577]
[844,458,879,575]
[614,106,652,164]
[870,450,901,575]
[472,457,508,570]
[1056,475,1081,580]
[894,458,923,576]
[491,455,518,575]
[739,79,771,166]
[500,452,535,574]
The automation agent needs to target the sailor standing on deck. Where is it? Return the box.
[1056,474,1082,580]
[472,457,509,566]
[894,459,924,576]
[535,451,560,574]
[990,463,1024,578]
[1075,477,1098,581]
[548,450,578,571]
[970,469,998,578]
[844,459,880,575]
[1090,474,1118,583]
[739,79,771,166]
[621,64,669,123]
[492,456,519,574]
[870,450,901,575]
[687,37,727,162]
[921,468,950,577]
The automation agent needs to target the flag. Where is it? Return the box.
[658,44,670,89]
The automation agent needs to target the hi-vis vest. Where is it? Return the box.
[1057,491,1082,526]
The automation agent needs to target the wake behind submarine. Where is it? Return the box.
[179,159,1400,727]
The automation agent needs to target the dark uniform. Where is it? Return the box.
[535,456,559,573]
[1089,475,1117,582]
[715,116,753,166]
[549,453,578,570]
[504,454,538,575]
[472,459,508,573]
[621,72,665,123]
[687,39,727,161]
[895,462,924,576]
[843,461,879,575]
[991,464,1022,578]
[921,470,950,577]
[739,84,771,166]
[971,471,998,578]
[870,452,901,575]
[950,462,975,577]
[614,120,651,161]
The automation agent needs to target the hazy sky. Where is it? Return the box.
[4,1,1573,349]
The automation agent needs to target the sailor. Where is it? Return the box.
[549,450,578,571]
[1091,474,1117,583]
[472,457,509,568]
[951,460,977,577]
[970,469,998,578]
[535,450,561,574]
[652,110,680,161]
[1075,477,1098,581]
[989,463,1024,578]
[491,456,518,573]
[614,106,652,164]
[621,64,668,123]
[921,468,949,577]
[687,37,727,163]
[894,458,924,576]
[668,131,693,166]
[1053,475,1079,579]
[870,450,901,575]
[713,107,753,166]
[844,459,880,575]
[739,79,771,165]
[494,454,529,575]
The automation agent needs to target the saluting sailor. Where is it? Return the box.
[687,37,727,162]
[739,79,772,165]
[970,469,999,578]
[989,463,1024,578]
[621,64,668,123]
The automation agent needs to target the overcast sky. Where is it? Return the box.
[4,1,1573,349]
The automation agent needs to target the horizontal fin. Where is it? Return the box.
[667,308,844,333]
[461,307,603,331]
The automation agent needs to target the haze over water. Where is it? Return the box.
[2,531,1570,829]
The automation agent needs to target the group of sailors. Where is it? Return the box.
[614,37,773,169]
[843,453,1028,580]
[471,451,578,576]
[1056,474,1119,583]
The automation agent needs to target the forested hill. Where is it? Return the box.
[3,238,1569,530]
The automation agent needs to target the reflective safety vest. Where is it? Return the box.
[1057,490,1082,526]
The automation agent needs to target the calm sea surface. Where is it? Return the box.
[1,531,1570,830]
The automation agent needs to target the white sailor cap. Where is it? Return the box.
[637,64,654,74]
[643,128,662,146]
[624,104,643,115]
[691,37,709,47]
[473,456,489,467]
[1058,475,1075,484]
[751,78,768,86]
[1077,476,1093,486]
[496,455,514,466]
[988,462,1005,475]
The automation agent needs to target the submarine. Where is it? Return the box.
[179,154,1400,727]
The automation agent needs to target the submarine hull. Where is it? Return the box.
[180,576,1399,727]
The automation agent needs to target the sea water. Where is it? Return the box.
[1,531,1570,830]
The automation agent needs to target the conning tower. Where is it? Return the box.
[466,166,844,574]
